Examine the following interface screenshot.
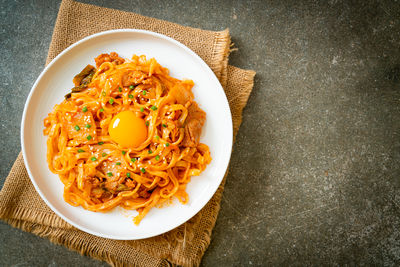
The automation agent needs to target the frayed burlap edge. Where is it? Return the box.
[0,206,70,229]
[210,28,231,87]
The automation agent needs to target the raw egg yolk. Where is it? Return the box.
[108,111,147,148]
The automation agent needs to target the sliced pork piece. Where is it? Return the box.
[181,102,206,147]
[95,52,125,68]
[170,81,194,105]
[62,111,97,144]
[121,70,147,87]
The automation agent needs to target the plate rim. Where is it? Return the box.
[21,29,233,240]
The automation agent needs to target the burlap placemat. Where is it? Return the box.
[0,0,255,266]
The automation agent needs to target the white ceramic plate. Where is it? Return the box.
[21,29,232,240]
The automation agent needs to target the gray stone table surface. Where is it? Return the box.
[1,0,400,266]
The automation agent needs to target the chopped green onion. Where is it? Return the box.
[102,91,106,96]
[98,142,104,145]
[165,142,170,147]
[155,155,160,161]
[82,106,88,112]
[91,157,97,161]
[87,135,92,140]
[129,85,134,89]
[99,108,104,112]
[155,135,160,140]
[145,121,149,126]
[109,98,114,104]
[85,124,91,129]
[140,107,144,112]
[77,149,85,153]
[142,90,147,95]
[126,172,131,178]
[116,162,121,166]
[107,172,113,177]
[148,150,152,154]
[140,168,146,174]
[74,125,80,131]
[122,151,126,155]
[162,124,167,128]
[131,158,136,163]
[102,152,107,157]
[118,87,122,92]
[151,106,157,111]
[128,94,134,99]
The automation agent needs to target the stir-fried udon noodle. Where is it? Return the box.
[44,52,211,224]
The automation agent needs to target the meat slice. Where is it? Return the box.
[63,111,97,144]
[181,102,206,147]
[121,70,147,87]
[170,81,194,105]
[95,52,125,68]
[96,156,127,192]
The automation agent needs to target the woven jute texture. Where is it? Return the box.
[0,0,256,266]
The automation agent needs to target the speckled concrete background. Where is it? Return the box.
[1,0,400,266]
